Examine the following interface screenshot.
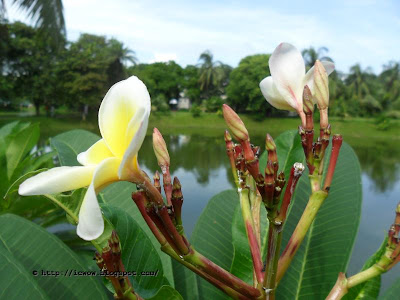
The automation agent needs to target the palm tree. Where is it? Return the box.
[346,64,371,100]
[346,64,383,114]
[1,0,65,42]
[107,39,137,85]
[379,62,400,109]
[108,38,137,66]
[197,50,222,96]
[302,46,333,69]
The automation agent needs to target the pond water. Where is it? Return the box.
[137,132,400,293]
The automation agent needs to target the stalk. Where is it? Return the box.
[184,249,261,299]
[133,190,260,299]
[326,249,393,300]
[239,187,264,284]
[276,190,328,283]
[162,245,253,300]
[263,212,282,300]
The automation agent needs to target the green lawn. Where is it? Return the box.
[1,111,399,149]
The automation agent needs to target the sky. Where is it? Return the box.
[5,0,400,74]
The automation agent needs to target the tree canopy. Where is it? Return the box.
[1,19,400,120]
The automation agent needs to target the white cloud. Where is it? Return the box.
[149,53,178,63]
[4,0,400,74]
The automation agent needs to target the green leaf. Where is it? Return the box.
[102,205,169,298]
[146,285,183,300]
[0,242,49,300]
[3,169,47,208]
[50,129,100,166]
[381,276,400,299]
[0,214,108,299]
[343,237,387,300]
[6,123,40,179]
[171,260,199,300]
[186,190,239,300]
[25,151,55,173]
[100,182,175,287]
[0,121,21,140]
[276,140,362,299]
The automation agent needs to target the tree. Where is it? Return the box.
[59,34,112,119]
[182,65,201,104]
[1,0,65,43]
[345,64,383,116]
[197,50,223,98]
[227,54,276,114]
[302,46,333,69]
[3,21,65,115]
[128,61,183,102]
[106,39,137,86]
[379,62,400,111]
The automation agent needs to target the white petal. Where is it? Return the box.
[304,61,335,95]
[77,139,114,166]
[269,43,305,112]
[77,157,121,241]
[260,76,295,111]
[118,109,149,179]
[18,166,95,196]
[98,76,151,158]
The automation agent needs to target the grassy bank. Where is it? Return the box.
[1,111,399,148]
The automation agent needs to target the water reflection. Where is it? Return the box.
[354,140,400,192]
[139,134,234,186]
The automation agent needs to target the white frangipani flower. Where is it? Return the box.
[259,43,335,123]
[19,76,151,241]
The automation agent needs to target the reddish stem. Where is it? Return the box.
[277,163,304,222]
[102,248,124,298]
[245,220,264,283]
[132,192,166,245]
[147,207,181,254]
[323,135,343,191]
[196,251,261,298]
[165,247,251,300]
[158,206,189,255]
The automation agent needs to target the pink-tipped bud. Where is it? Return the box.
[314,60,329,110]
[224,130,232,142]
[265,133,276,152]
[222,104,249,142]
[153,128,170,167]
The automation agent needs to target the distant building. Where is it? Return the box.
[176,91,191,110]
[178,97,190,110]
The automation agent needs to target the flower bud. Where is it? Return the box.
[303,85,314,115]
[313,60,329,110]
[152,128,170,167]
[222,104,249,142]
[265,133,276,152]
